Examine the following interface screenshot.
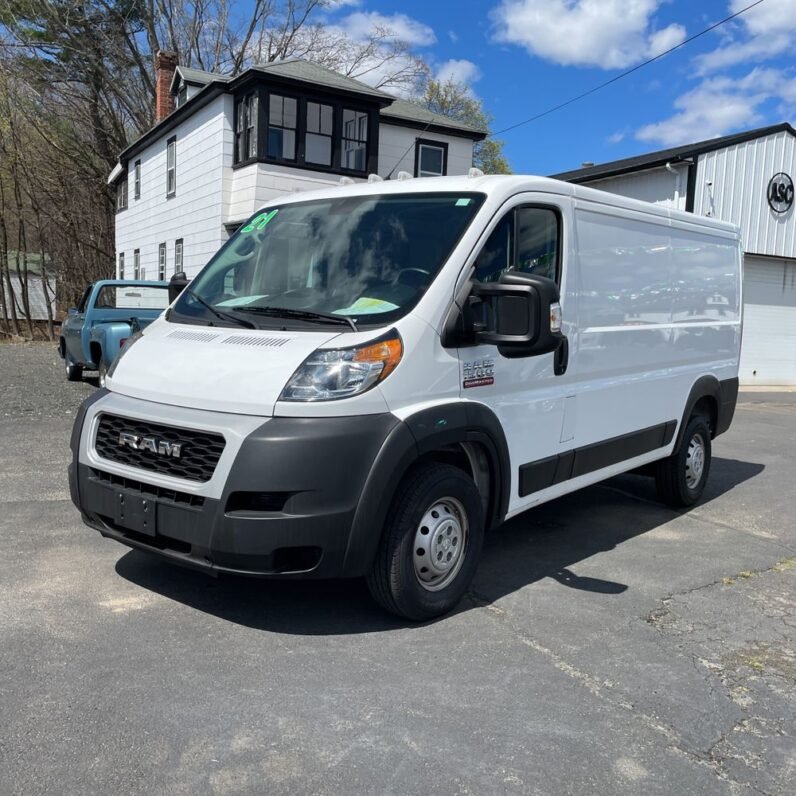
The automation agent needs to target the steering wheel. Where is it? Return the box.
[396,267,431,287]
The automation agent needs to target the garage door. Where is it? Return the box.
[740,256,796,386]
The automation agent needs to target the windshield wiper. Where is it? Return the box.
[236,305,357,331]
[184,287,256,329]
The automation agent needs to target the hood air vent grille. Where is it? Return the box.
[222,335,290,348]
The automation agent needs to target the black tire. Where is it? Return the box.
[655,414,712,507]
[65,358,83,382]
[367,462,484,621]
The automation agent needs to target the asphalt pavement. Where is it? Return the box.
[1,342,794,795]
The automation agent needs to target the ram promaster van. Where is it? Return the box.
[69,176,741,620]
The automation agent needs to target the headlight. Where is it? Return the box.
[280,332,402,402]
[106,330,143,379]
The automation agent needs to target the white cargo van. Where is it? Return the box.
[69,176,741,619]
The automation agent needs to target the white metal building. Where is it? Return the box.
[109,57,485,285]
[553,123,796,385]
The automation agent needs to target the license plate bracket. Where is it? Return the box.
[114,492,156,537]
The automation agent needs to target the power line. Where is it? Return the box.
[490,0,767,138]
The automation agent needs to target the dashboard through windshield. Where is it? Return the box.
[170,192,485,330]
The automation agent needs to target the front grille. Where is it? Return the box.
[89,468,205,508]
[94,413,225,483]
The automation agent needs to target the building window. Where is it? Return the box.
[174,238,184,274]
[134,160,141,200]
[118,252,125,280]
[133,249,140,280]
[158,242,166,280]
[305,101,333,166]
[415,140,448,178]
[177,82,187,108]
[235,92,259,163]
[116,176,128,212]
[166,137,176,196]
[265,94,297,161]
[341,109,368,171]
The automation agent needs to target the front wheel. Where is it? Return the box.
[367,462,484,621]
[655,415,712,507]
[65,358,83,382]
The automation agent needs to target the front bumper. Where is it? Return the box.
[69,391,402,578]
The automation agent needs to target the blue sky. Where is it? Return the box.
[320,0,796,175]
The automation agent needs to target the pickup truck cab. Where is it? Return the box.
[68,176,741,620]
[59,280,169,386]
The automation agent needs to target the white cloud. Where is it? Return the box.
[340,11,436,47]
[636,68,793,146]
[435,59,481,86]
[696,0,796,74]
[490,0,686,69]
[607,131,626,144]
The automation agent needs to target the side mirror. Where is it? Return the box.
[472,272,565,358]
[168,271,189,303]
[67,307,78,316]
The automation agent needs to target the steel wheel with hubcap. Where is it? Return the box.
[656,414,712,507]
[368,462,484,621]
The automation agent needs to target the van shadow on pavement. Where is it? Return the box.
[114,457,764,635]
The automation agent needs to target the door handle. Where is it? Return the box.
[554,336,569,376]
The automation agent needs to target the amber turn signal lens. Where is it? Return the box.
[353,336,403,381]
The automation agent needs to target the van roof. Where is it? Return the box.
[252,174,739,235]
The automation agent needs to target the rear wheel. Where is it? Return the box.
[65,358,83,382]
[655,415,711,507]
[367,462,484,621]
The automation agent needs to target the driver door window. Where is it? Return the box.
[474,206,560,284]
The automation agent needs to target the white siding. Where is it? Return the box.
[115,95,231,280]
[6,274,55,320]
[740,255,796,385]
[377,124,474,178]
[227,162,349,224]
[694,130,796,258]
[583,165,688,210]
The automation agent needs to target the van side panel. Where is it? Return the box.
[570,203,740,453]
[573,205,681,447]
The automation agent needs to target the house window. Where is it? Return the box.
[174,238,184,274]
[116,176,128,212]
[177,82,187,108]
[133,249,140,280]
[158,242,166,280]
[266,94,297,161]
[134,160,141,200]
[341,109,368,171]
[166,137,176,196]
[415,140,448,178]
[305,101,333,166]
[235,92,259,163]
[118,252,125,280]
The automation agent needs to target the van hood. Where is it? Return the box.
[107,320,343,416]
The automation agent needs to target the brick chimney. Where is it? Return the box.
[154,51,178,122]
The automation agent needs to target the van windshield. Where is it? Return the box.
[170,192,484,330]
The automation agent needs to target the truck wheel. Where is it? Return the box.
[367,462,484,621]
[655,415,712,508]
[65,358,83,382]
[98,360,108,388]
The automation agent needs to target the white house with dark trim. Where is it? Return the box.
[109,56,485,285]
[553,123,796,386]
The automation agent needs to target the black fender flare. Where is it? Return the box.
[676,375,739,449]
[342,402,511,577]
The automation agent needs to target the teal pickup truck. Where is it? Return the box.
[58,280,170,386]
